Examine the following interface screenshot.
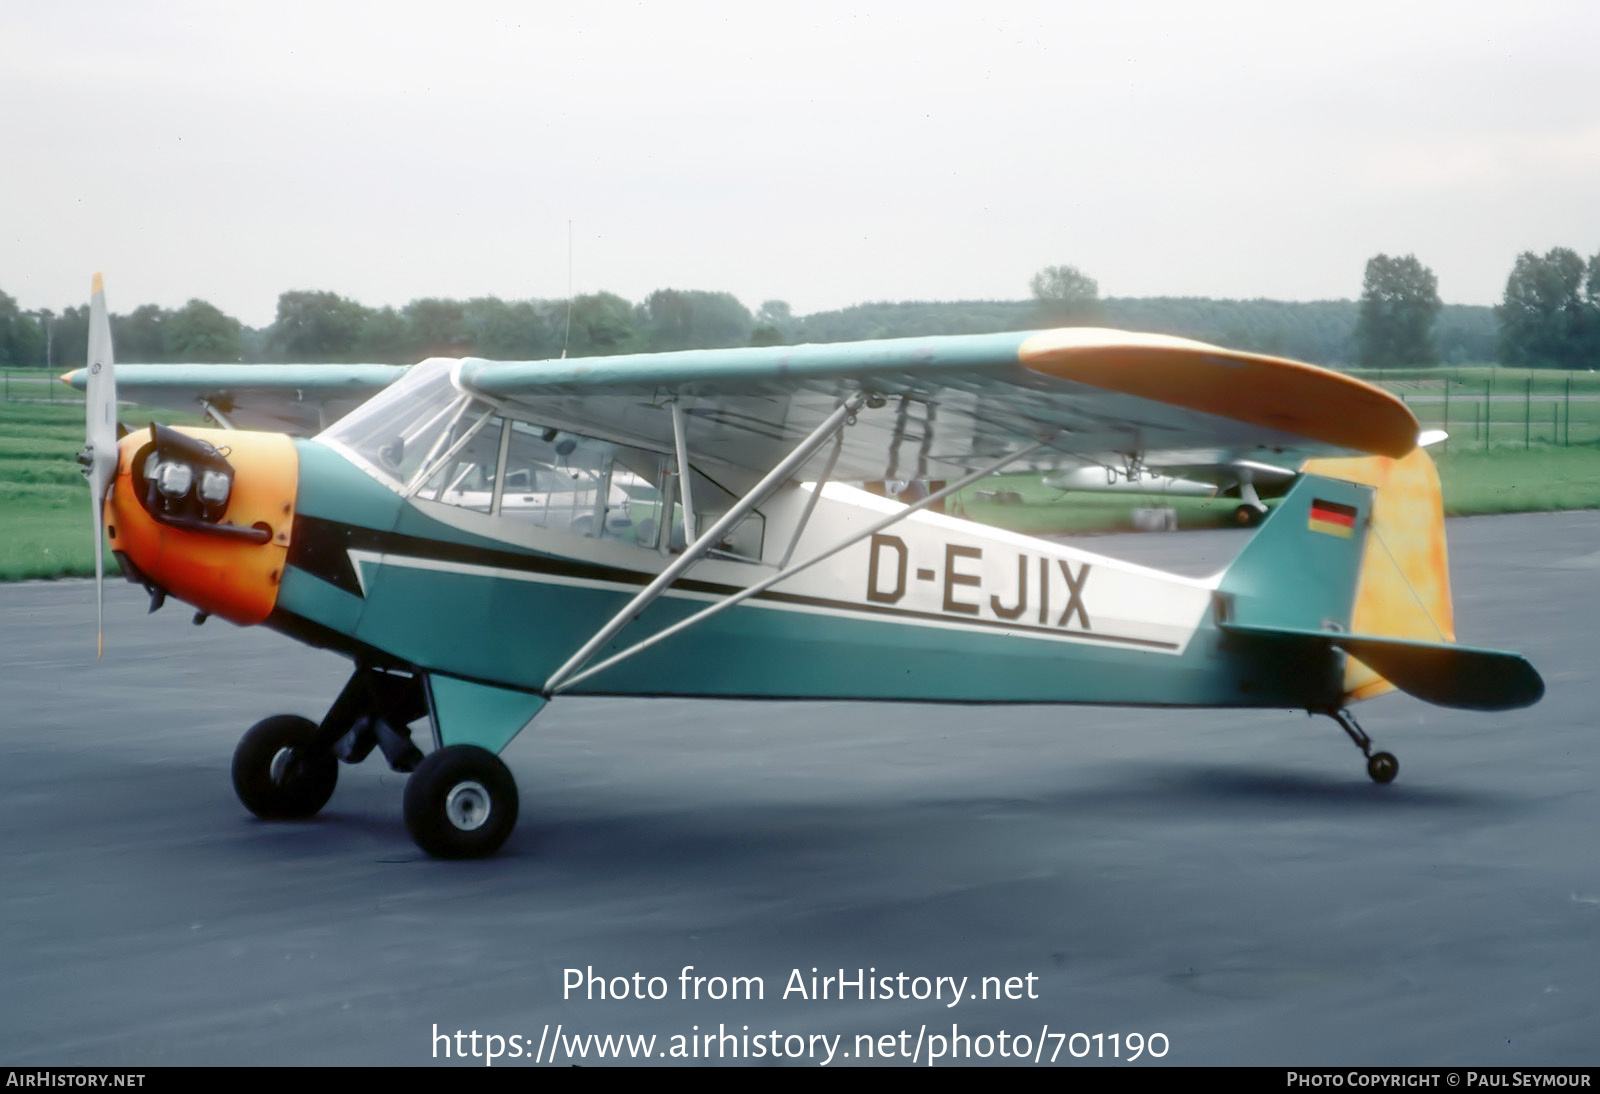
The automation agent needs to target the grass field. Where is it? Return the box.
[0,399,204,581]
[2,368,1598,579]
[1432,446,1600,515]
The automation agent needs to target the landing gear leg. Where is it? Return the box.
[1327,708,1399,784]
[404,675,546,858]
[321,665,428,772]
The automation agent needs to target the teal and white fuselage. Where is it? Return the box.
[274,431,1366,758]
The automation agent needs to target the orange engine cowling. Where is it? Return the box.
[106,427,298,626]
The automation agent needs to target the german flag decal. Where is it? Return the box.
[1309,499,1359,538]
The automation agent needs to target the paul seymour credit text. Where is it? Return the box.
[430,966,1170,1065]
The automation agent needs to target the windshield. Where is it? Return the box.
[320,364,764,557]
[318,359,464,486]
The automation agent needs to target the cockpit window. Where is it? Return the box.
[414,414,504,513]
[318,359,464,486]
[497,420,663,545]
[328,372,766,558]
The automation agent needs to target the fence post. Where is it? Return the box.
[1566,373,1573,447]
[1524,377,1531,450]
[1442,378,1450,452]
[1484,380,1492,450]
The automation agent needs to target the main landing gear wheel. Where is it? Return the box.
[1366,751,1399,784]
[232,715,338,819]
[403,745,519,859]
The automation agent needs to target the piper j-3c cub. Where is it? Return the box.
[68,276,1544,859]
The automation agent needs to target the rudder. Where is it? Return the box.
[1301,447,1455,704]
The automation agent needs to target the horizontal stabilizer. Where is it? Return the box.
[1221,623,1544,712]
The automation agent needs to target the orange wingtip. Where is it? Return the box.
[1018,329,1419,459]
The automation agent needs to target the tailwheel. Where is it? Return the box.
[1327,709,1399,786]
[232,715,338,819]
[403,745,519,859]
[1366,751,1399,784]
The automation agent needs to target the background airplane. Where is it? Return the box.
[1039,429,1451,526]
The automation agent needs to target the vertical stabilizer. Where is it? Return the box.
[1216,472,1373,637]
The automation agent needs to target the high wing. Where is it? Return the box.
[61,363,406,434]
[456,328,1418,484]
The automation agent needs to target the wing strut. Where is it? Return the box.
[541,395,867,694]
[549,437,1048,695]
[778,430,844,568]
[199,399,236,430]
[670,400,697,543]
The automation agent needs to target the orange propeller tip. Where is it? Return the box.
[92,272,104,295]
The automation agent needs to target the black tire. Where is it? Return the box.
[1367,751,1399,784]
[403,745,519,859]
[1233,503,1266,527]
[232,715,338,819]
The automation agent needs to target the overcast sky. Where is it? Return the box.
[5,0,1597,327]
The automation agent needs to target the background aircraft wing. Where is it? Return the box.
[457,328,1418,483]
[1043,430,1450,501]
[61,363,407,435]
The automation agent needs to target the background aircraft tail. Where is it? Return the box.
[1217,448,1542,711]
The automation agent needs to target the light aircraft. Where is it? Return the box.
[66,276,1544,858]
[1042,458,1298,526]
[1037,429,1450,527]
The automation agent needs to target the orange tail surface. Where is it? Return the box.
[1301,446,1454,705]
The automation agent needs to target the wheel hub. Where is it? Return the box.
[445,781,491,831]
[269,747,297,787]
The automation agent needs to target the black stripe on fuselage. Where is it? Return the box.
[287,515,1179,651]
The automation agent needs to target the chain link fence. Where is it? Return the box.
[1356,369,1600,450]
[2,367,84,404]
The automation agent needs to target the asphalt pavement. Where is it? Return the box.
[0,511,1596,1067]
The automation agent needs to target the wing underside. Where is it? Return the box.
[457,328,1418,483]
[62,330,1418,480]
[61,363,407,434]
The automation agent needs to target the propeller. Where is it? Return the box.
[78,273,118,660]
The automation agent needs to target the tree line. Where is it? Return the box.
[1352,247,1600,370]
[1,250,1593,370]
